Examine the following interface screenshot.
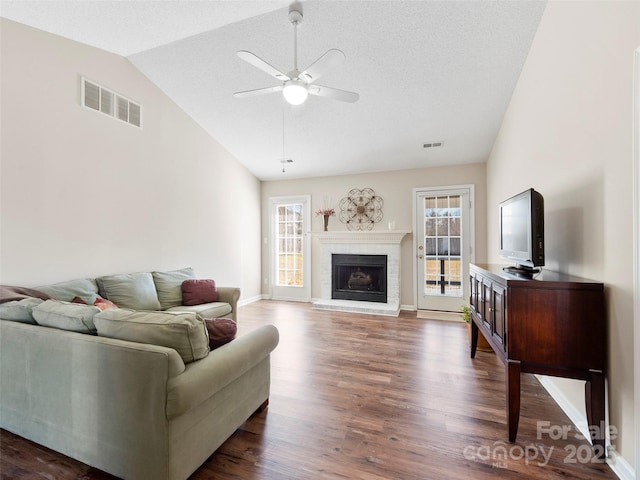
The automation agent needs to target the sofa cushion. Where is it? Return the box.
[165,302,232,319]
[181,279,218,305]
[205,318,237,348]
[37,278,100,304]
[32,299,100,334]
[97,272,161,311]
[0,297,44,324]
[152,267,196,310]
[94,309,209,363]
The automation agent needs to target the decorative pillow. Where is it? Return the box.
[182,279,218,306]
[152,267,196,310]
[94,309,209,363]
[37,278,99,304]
[72,296,118,311]
[204,318,236,349]
[32,299,101,334]
[96,272,161,311]
[0,297,44,324]
[94,297,118,311]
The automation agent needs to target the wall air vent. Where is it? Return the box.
[423,141,444,149]
[81,77,141,128]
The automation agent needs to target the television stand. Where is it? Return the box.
[469,264,606,458]
[502,264,540,277]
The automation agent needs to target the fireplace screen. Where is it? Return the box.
[331,254,387,303]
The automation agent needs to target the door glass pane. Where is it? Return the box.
[423,194,463,297]
[277,203,303,287]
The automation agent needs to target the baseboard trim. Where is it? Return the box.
[607,448,636,480]
[238,295,263,307]
[536,375,635,480]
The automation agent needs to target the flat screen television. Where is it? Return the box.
[499,188,545,276]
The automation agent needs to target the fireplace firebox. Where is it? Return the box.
[331,254,387,303]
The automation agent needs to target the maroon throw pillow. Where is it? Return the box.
[181,279,218,306]
[204,318,237,349]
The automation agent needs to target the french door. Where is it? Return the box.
[414,186,474,312]
[269,195,311,301]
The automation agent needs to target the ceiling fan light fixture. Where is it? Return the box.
[283,80,308,105]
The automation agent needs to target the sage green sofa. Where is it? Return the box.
[0,267,279,479]
[0,319,279,479]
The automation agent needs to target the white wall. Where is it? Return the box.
[261,163,487,308]
[486,1,640,473]
[0,19,262,300]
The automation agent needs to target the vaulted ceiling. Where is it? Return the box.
[1,1,546,180]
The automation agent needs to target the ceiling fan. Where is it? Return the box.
[233,2,359,106]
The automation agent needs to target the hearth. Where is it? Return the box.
[331,254,387,303]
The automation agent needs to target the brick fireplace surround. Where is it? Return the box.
[312,231,409,316]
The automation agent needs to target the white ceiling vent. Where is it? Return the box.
[81,77,141,128]
[423,141,444,149]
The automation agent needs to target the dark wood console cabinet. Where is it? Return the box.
[469,264,606,454]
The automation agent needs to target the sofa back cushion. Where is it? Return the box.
[37,278,100,304]
[94,309,209,363]
[97,272,161,311]
[32,299,101,334]
[152,268,196,310]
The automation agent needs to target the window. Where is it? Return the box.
[423,194,462,296]
[277,203,304,286]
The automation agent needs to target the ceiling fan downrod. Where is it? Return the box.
[289,3,303,73]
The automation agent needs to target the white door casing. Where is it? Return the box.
[269,195,311,301]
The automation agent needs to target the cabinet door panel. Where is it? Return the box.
[492,285,506,350]
[470,275,478,312]
[481,280,492,329]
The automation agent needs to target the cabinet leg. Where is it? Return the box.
[585,371,606,458]
[470,321,478,359]
[506,360,521,442]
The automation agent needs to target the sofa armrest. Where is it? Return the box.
[166,324,279,419]
[216,287,240,321]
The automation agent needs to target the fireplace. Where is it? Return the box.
[332,254,387,303]
[313,230,408,316]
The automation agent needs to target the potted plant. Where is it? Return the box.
[461,305,492,352]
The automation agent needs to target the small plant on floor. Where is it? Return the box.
[461,305,472,323]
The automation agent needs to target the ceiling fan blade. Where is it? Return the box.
[237,51,289,81]
[308,84,359,103]
[233,85,283,99]
[299,49,345,83]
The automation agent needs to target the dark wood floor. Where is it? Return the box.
[1,300,616,479]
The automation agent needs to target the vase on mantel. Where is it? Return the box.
[323,214,330,231]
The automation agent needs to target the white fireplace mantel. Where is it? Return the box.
[314,230,409,245]
[313,230,410,316]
